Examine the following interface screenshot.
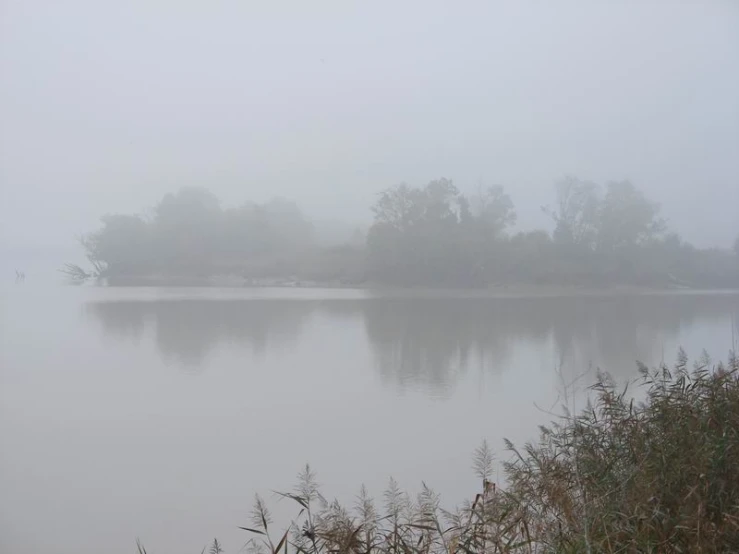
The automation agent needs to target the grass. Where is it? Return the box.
[137,351,739,553]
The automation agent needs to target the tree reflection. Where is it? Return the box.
[360,294,739,392]
[86,299,315,370]
[86,293,739,388]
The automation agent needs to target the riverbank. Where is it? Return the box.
[96,273,739,298]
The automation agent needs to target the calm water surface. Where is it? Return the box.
[2,285,738,554]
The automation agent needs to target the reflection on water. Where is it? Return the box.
[3,289,739,554]
[86,293,739,389]
[86,299,314,369]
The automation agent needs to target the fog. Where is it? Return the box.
[1,0,738,253]
[2,285,738,553]
[2,4,739,552]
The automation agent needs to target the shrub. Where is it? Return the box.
[139,352,739,553]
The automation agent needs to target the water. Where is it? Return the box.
[1,285,738,554]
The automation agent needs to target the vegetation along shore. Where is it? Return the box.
[135,352,739,553]
[64,177,739,289]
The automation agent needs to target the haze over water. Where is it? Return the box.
[2,1,739,552]
[2,285,737,554]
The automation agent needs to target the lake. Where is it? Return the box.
[1,285,738,554]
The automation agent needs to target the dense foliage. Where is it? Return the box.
[366,177,739,287]
[69,178,739,288]
[73,187,316,280]
[137,353,739,553]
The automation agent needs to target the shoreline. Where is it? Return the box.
[91,274,739,298]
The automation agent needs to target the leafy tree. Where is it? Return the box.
[260,197,314,249]
[82,214,151,275]
[545,176,600,249]
[74,187,318,279]
[470,185,517,238]
[152,187,222,268]
[368,179,471,284]
[597,180,665,251]
[70,179,739,289]
[421,178,465,224]
[155,187,221,223]
[370,183,425,232]
[504,230,555,282]
[367,179,516,285]
[220,203,270,257]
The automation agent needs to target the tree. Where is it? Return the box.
[370,183,424,232]
[367,179,471,284]
[421,178,465,224]
[470,185,517,238]
[82,214,151,275]
[152,187,222,268]
[260,197,314,249]
[597,180,665,252]
[73,187,323,278]
[155,187,221,223]
[367,179,517,285]
[545,176,600,249]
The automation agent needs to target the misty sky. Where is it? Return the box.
[1,0,738,250]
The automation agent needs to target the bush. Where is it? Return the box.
[503,350,739,552]
[139,353,739,553]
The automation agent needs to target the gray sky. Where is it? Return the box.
[1,0,738,250]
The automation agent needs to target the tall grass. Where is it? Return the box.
[139,352,739,553]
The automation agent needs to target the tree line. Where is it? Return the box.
[70,177,739,288]
[367,176,739,287]
[72,187,314,280]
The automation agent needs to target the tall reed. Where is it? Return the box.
[139,352,739,553]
